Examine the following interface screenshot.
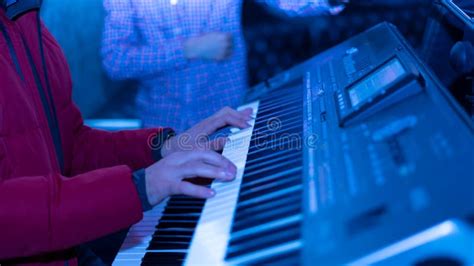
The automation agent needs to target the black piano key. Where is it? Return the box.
[258,93,302,107]
[246,142,294,160]
[254,115,302,131]
[245,148,293,166]
[249,131,303,152]
[227,227,300,259]
[147,241,190,250]
[159,214,200,221]
[240,175,301,198]
[236,191,301,216]
[153,228,195,236]
[166,201,206,207]
[242,167,301,188]
[247,250,301,266]
[227,221,300,260]
[253,119,302,136]
[141,252,185,265]
[238,176,302,207]
[251,125,303,145]
[237,185,303,211]
[163,207,203,215]
[257,91,300,106]
[242,157,302,179]
[256,103,302,121]
[168,197,206,202]
[150,235,192,242]
[234,197,301,224]
[232,204,301,233]
[242,169,302,192]
[242,163,302,185]
[248,137,302,155]
[156,221,198,229]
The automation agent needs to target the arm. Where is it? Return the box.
[101,0,187,80]
[257,0,346,16]
[0,166,142,260]
[68,103,172,175]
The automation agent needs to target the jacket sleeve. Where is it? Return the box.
[66,103,171,175]
[101,0,188,80]
[0,165,142,260]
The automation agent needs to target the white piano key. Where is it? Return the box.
[185,101,260,266]
[113,200,168,266]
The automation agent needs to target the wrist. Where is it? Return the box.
[150,128,175,160]
[132,169,154,211]
[145,168,159,206]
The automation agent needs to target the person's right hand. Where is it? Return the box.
[184,32,233,61]
[144,150,237,206]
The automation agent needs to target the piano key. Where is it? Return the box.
[184,101,260,266]
[227,227,300,259]
[236,185,303,209]
[115,92,304,266]
[147,241,191,250]
[246,250,301,266]
[226,240,303,265]
[231,205,301,233]
[242,164,302,185]
[239,175,302,199]
[235,192,301,217]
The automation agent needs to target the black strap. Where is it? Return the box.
[0,13,64,173]
[0,21,24,81]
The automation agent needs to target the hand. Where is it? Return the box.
[145,150,237,206]
[184,32,233,61]
[161,107,253,157]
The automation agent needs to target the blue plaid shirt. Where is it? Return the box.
[102,0,341,132]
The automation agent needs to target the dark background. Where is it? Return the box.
[41,0,431,119]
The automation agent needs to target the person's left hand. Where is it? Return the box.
[161,107,253,157]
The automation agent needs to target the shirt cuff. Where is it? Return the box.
[151,128,176,162]
[132,169,153,212]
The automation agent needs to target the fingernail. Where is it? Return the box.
[228,164,237,173]
[208,189,216,197]
[225,171,234,179]
[220,171,228,178]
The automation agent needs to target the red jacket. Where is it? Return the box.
[0,10,161,265]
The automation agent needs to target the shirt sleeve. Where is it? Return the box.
[257,0,345,16]
[132,169,153,212]
[101,0,188,80]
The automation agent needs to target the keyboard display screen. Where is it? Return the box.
[348,58,406,108]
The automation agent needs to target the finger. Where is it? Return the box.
[197,107,251,135]
[184,150,235,169]
[216,115,250,130]
[213,108,251,129]
[239,108,254,118]
[200,113,248,135]
[175,181,216,199]
[224,107,252,121]
[208,137,228,151]
[183,161,235,181]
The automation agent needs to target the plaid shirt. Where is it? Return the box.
[102,0,339,132]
